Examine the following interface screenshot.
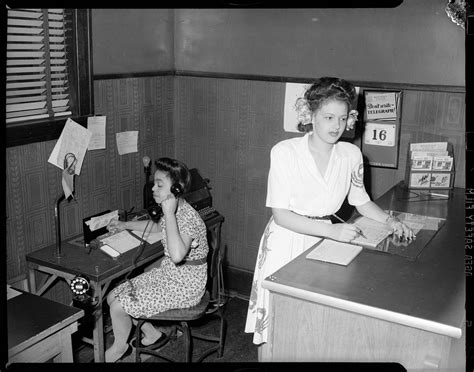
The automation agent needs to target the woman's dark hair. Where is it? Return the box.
[154,157,191,193]
[297,77,356,133]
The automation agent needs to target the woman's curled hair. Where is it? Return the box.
[155,157,191,193]
[296,77,356,133]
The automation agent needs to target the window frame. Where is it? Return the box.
[6,9,94,148]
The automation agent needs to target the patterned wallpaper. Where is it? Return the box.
[174,76,465,272]
[6,76,175,300]
[6,74,465,299]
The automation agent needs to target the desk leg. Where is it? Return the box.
[28,266,37,293]
[93,283,105,363]
[52,323,77,362]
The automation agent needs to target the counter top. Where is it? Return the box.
[263,182,465,338]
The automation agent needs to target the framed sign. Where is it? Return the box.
[361,90,402,168]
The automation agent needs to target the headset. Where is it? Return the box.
[147,183,184,222]
[76,182,186,312]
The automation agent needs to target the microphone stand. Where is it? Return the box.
[143,164,151,209]
[54,192,66,258]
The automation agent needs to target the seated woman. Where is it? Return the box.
[105,157,209,363]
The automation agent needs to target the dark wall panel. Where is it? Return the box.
[5,77,175,295]
[174,76,465,273]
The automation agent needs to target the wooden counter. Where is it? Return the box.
[261,182,465,370]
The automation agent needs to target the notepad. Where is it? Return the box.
[351,216,393,248]
[306,239,363,266]
[99,230,142,255]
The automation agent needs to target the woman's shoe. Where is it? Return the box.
[130,332,168,350]
[105,345,131,363]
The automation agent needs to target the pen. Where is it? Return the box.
[332,214,368,239]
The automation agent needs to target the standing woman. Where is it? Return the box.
[244,77,414,352]
[104,157,209,362]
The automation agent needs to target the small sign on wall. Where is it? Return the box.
[363,122,397,147]
[361,90,402,168]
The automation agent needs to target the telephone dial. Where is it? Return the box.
[147,183,184,222]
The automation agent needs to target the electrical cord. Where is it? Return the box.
[397,190,451,202]
[125,219,153,301]
[90,218,153,317]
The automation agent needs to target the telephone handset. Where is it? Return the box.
[147,183,184,222]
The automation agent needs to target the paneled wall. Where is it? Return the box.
[5,76,175,300]
[5,74,465,299]
[174,76,465,275]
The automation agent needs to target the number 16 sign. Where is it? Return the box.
[363,122,396,147]
[361,121,401,168]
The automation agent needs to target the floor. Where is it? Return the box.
[72,294,259,363]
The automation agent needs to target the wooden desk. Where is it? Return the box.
[8,291,84,363]
[261,182,465,370]
[25,212,224,363]
[25,236,164,363]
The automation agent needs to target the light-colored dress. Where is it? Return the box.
[111,200,208,318]
[244,134,371,345]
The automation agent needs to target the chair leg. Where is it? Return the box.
[181,321,192,362]
[135,320,143,362]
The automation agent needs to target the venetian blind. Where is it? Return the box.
[6,8,72,124]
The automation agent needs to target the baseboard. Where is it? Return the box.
[222,265,253,301]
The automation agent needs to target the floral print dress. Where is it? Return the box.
[110,200,209,318]
[244,134,371,345]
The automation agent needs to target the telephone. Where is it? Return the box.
[147,183,184,222]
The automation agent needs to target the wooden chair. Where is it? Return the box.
[133,242,226,362]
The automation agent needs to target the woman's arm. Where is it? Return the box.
[162,198,192,263]
[355,200,415,239]
[272,208,362,243]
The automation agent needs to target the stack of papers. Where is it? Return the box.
[410,142,453,171]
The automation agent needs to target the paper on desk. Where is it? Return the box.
[48,118,92,175]
[116,131,138,155]
[351,216,393,248]
[87,116,106,150]
[100,230,141,254]
[132,230,163,244]
[306,239,362,266]
[7,285,22,300]
[86,210,119,231]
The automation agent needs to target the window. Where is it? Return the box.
[6,8,93,147]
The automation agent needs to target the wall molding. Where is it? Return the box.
[93,70,174,80]
[94,69,465,93]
